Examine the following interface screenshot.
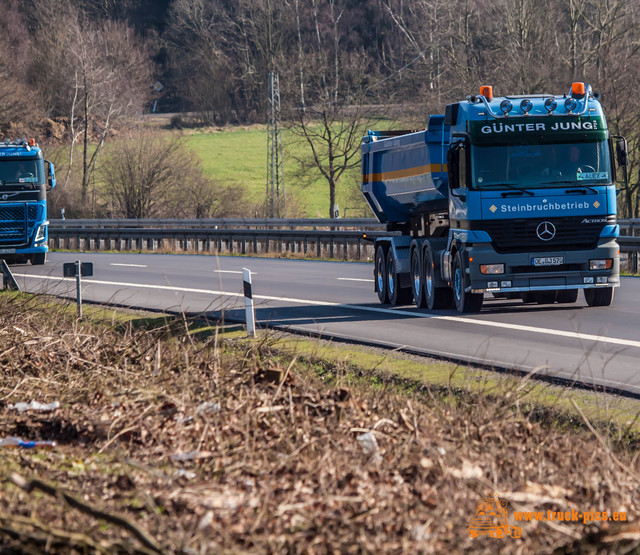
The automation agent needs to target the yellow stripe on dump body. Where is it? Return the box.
[363,163,447,182]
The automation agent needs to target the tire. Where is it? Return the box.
[411,249,426,308]
[375,245,388,304]
[584,287,614,307]
[452,251,483,313]
[31,253,46,265]
[555,289,578,304]
[424,247,452,310]
[387,248,412,305]
[493,527,506,539]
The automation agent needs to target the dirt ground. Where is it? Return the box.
[0,292,639,554]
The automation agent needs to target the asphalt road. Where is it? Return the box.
[11,252,640,394]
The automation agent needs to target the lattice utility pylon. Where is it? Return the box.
[266,72,285,217]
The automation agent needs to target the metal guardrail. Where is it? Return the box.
[47,218,640,269]
[49,218,386,230]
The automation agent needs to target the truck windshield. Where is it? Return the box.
[471,140,611,189]
[0,159,41,186]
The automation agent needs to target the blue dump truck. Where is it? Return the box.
[0,139,56,265]
[362,83,628,312]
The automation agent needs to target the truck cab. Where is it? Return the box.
[0,139,55,265]
[443,84,622,311]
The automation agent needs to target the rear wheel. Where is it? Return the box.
[555,289,578,304]
[31,253,46,265]
[584,287,614,307]
[424,247,452,310]
[387,248,412,305]
[411,249,426,308]
[375,245,388,304]
[452,251,483,313]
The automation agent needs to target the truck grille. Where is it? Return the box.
[0,204,41,247]
[477,216,614,253]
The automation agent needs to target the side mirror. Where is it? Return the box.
[45,160,56,190]
[616,137,629,167]
[447,145,459,189]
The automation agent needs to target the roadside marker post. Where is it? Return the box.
[63,261,93,319]
[242,268,256,337]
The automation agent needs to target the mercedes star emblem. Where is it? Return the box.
[536,221,556,241]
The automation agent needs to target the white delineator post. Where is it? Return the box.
[242,268,256,337]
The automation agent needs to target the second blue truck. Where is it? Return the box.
[362,83,627,312]
[0,139,56,265]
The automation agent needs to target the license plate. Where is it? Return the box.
[532,256,564,266]
[0,248,16,254]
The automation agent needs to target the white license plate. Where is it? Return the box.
[532,256,564,266]
[0,248,16,254]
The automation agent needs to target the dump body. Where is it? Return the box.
[363,83,624,312]
[0,140,55,265]
[361,116,450,223]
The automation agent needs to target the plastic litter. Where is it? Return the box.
[0,437,56,449]
[9,401,60,413]
[356,431,381,462]
[196,402,221,416]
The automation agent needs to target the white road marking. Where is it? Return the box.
[20,274,640,350]
[110,263,148,268]
[337,277,374,283]
[213,270,252,274]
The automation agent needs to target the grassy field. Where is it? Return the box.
[182,125,369,218]
[1,293,640,552]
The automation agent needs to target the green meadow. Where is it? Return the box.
[182,125,370,218]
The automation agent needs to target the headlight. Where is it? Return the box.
[35,225,46,242]
[589,259,612,270]
[480,263,505,275]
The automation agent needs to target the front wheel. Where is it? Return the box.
[452,251,483,313]
[584,287,614,307]
[31,253,46,265]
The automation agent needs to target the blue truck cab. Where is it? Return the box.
[362,83,628,312]
[0,139,56,265]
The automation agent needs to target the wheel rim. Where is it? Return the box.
[454,267,462,302]
[377,255,384,293]
[388,258,395,296]
[426,263,433,297]
[412,256,420,298]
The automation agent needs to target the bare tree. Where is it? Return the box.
[287,0,376,219]
[102,132,196,218]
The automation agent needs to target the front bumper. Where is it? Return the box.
[465,238,619,294]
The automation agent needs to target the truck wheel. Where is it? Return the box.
[375,245,388,304]
[556,289,578,304]
[493,527,506,539]
[31,253,46,265]
[424,248,452,310]
[411,249,426,308]
[387,249,412,305]
[452,251,483,313]
[584,287,614,307]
